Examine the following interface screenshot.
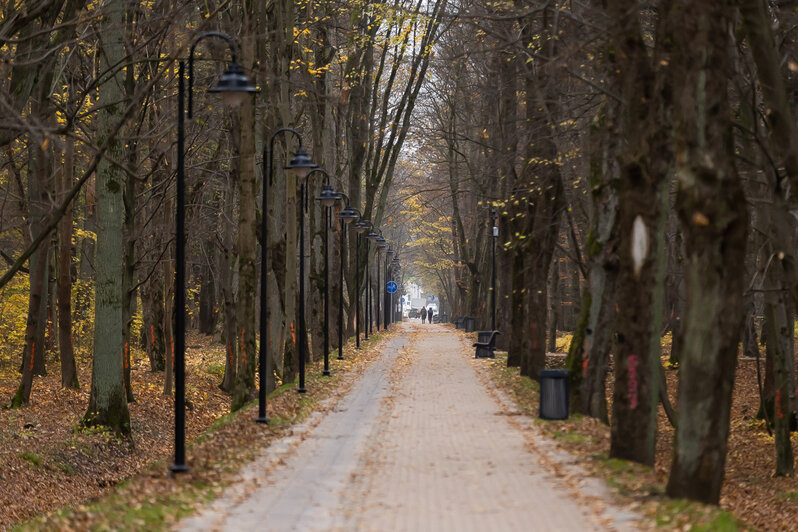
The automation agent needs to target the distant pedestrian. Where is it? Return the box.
[421,306,427,324]
[427,308,434,324]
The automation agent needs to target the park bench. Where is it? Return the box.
[473,330,500,358]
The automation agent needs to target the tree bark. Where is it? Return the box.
[666,0,748,503]
[219,174,237,393]
[604,0,675,467]
[231,13,259,411]
[83,0,130,434]
[548,251,560,353]
[762,262,795,476]
[58,136,78,389]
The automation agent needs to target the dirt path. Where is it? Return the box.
[179,321,622,531]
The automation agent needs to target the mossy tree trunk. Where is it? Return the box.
[666,0,748,503]
[605,0,675,467]
[83,0,131,435]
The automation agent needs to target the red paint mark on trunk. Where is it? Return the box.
[291,322,296,346]
[582,337,590,376]
[240,329,246,366]
[124,342,129,369]
[776,389,784,419]
[628,354,639,410]
[30,342,35,372]
[150,325,155,345]
[170,337,174,368]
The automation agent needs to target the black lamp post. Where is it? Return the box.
[307,170,341,377]
[365,228,380,337]
[337,201,359,359]
[259,129,316,414]
[390,257,400,328]
[385,247,394,329]
[353,219,370,347]
[394,258,402,325]
[172,32,257,474]
[491,206,498,333]
[375,236,387,331]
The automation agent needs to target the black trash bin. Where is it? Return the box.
[539,369,569,420]
[464,316,476,333]
[475,331,494,358]
[455,317,464,329]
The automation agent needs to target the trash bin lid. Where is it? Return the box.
[539,369,569,379]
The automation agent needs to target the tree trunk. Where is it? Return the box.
[11,53,57,404]
[547,251,560,353]
[32,246,50,377]
[577,245,619,422]
[11,231,50,406]
[163,253,174,396]
[231,22,259,411]
[219,176,237,393]
[605,0,674,467]
[763,266,795,476]
[58,136,78,389]
[507,242,526,368]
[83,0,130,434]
[567,99,619,420]
[198,245,216,335]
[666,0,748,503]
[121,54,138,403]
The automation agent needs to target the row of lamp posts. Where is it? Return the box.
[170,31,401,472]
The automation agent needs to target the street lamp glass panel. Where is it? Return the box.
[208,62,258,108]
[286,147,316,179]
[387,248,394,256]
[366,230,379,241]
[339,206,359,223]
[316,184,340,207]
[355,220,370,234]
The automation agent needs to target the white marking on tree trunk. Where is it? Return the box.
[631,215,648,278]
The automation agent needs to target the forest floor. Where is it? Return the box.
[0,329,394,531]
[477,331,798,531]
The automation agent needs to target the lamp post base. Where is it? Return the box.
[337,355,344,360]
[298,387,307,394]
[323,370,331,376]
[169,463,190,474]
[255,416,270,424]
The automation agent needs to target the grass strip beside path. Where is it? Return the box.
[14,331,394,531]
[461,330,749,532]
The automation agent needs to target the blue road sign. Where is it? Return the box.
[401,297,405,304]
[386,281,398,293]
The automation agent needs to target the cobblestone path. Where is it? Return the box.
[179,321,615,531]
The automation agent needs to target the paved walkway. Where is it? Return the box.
[179,321,620,531]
